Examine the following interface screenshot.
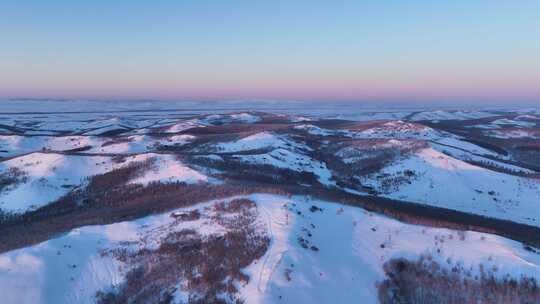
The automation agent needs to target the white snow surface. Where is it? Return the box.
[233,148,335,186]
[485,129,540,139]
[359,148,540,227]
[0,153,208,213]
[214,132,291,153]
[351,120,441,140]
[2,194,540,304]
[201,112,262,125]
[128,154,210,186]
[492,118,536,128]
[0,153,115,213]
[0,133,196,158]
[409,110,497,121]
[293,124,336,136]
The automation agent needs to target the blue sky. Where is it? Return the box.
[1,1,539,102]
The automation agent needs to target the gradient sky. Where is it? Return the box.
[1,1,539,103]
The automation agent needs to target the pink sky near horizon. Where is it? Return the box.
[2,67,538,102]
[2,1,539,103]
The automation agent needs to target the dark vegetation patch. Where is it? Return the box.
[468,159,540,177]
[319,119,379,131]
[85,158,155,194]
[185,123,287,136]
[0,182,288,254]
[213,198,256,213]
[0,167,28,193]
[312,139,427,192]
[378,257,540,303]
[462,138,508,156]
[511,150,540,172]
[170,209,201,221]
[0,123,24,134]
[61,145,93,153]
[187,155,321,186]
[94,128,131,137]
[96,199,269,304]
[258,114,295,124]
[101,137,133,147]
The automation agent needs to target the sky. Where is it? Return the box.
[1,1,539,103]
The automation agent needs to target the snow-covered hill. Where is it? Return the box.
[0,153,210,214]
[357,147,540,227]
[1,107,539,303]
[1,194,539,304]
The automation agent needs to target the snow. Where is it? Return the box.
[82,125,128,136]
[335,139,418,164]
[3,194,540,304]
[240,194,540,303]
[43,136,98,151]
[92,135,150,154]
[430,142,533,174]
[431,136,498,157]
[352,120,440,140]
[200,112,262,125]
[289,115,312,122]
[358,148,540,227]
[230,113,262,123]
[0,133,197,158]
[491,118,536,128]
[167,134,195,144]
[0,135,48,157]
[0,225,123,304]
[485,129,540,139]
[166,120,203,133]
[128,154,210,186]
[0,199,241,304]
[0,152,209,213]
[293,124,336,136]
[0,153,114,213]
[233,148,335,186]
[214,131,334,186]
[0,135,106,157]
[409,110,496,121]
[1,104,540,302]
[88,134,194,154]
[515,114,540,121]
[467,123,501,129]
[215,132,287,153]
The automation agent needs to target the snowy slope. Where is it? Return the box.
[351,120,440,140]
[128,154,211,186]
[485,129,540,139]
[0,135,49,157]
[430,142,533,174]
[491,118,537,128]
[0,133,196,158]
[212,132,335,186]
[214,132,287,152]
[358,148,540,227]
[0,153,209,214]
[201,112,262,125]
[293,124,338,136]
[2,194,540,304]
[241,194,540,303]
[0,153,114,213]
[409,110,497,121]
[233,148,335,186]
